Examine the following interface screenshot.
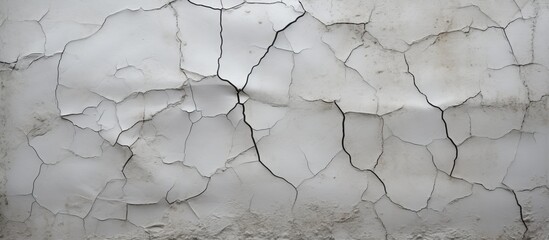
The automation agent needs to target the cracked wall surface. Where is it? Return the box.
[1,0,548,239]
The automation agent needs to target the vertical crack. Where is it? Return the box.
[403,54,460,176]
[334,101,387,195]
[511,189,529,237]
[240,104,299,207]
[211,1,304,207]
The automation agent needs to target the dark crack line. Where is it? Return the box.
[215,8,240,92]
[120,151,134,179]
[240,103,299,208]
[334,101,388,195]
[180,176,211,205]
[403,54,460,176]
[210,1,302,208]
[511,189,529,236]
[240,2,306,91]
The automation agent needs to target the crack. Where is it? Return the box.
[511,0,524,18]
[403,53,460,176]
[516,185,549,193]
[503,27,519,64]
[502,132,523,187]
[199,0,307,211]
[240,5,306,90]
[372,202,389,240]
[297,147,315,176]
[169,3,185,75]
[530,13,537,63]
[511,189,529,237]
[240,103,299,208]
[296,150,340,189]
[120,146,134,180]
[422,168,439,212]
[395,16,531,55]
[175,176,212,206]
[23,132,45,215]
[334,101,387,195]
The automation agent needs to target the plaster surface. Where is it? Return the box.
[1,0,548,239]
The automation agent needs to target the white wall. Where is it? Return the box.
[1,0,548,239]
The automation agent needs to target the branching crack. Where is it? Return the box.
[403,54,460,176]
[334,101,387,195]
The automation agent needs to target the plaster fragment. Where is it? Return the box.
[407,29,516,109]
[343,113,382,170]
[375,137,437,211]
[0,20,45,63]
[453,131,521,190]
